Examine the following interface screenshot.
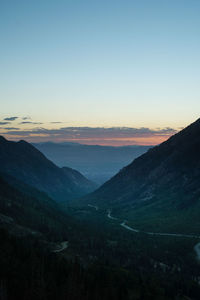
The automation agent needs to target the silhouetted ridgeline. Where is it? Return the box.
[1,120,200,299]
[0,136,96,202]
[82,118,200,233]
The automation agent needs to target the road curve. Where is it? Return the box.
[107,210,200,239]
[107,209,118,220]
[88,204,99,211]
[53,241,68,253]
[194,242,200,261]
[120,221,140,232]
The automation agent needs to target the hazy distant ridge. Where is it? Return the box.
[33,142,151,184]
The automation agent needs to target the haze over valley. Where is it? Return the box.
[1,119,200,299]
[33,142,151,184]
[1,0,200,299]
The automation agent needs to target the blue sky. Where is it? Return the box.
[0,0,200,144]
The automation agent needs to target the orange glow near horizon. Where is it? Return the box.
[2,133,172,146]
[58,135,170,146]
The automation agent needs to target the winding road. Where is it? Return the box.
[88,204,99,211]
[194,243,200,261]
[107,209,118,220]
[107,209,200,239]
[53,241,68,253]
[88,204,200,260]
[120,221,200,238]
[120,221,140,232]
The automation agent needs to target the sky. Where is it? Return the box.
[0,0,200,145]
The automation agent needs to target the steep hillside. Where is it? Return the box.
[82,118,200,232]
[0,172,78,241]
[0,136,96,201]
[0,139,200,300]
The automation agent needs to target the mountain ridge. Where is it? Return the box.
[0,136,96,202]
[80,118,200,232]
[33,141,151,184]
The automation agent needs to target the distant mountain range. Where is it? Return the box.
[1,122,200,299]
[0,136,96,202]
[82,118,200,233]
[33,142,151,184]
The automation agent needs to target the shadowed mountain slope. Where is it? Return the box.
[82,118,200,232]
[0,136,96,202]
[0,173,73,240]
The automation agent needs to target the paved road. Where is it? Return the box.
[107,209,118,220]
[120,221,140,232]
[107,209,200,239]
[88,205,200,260]
[53,241,68,253]
[88,204,200,239]
[88,204,99,211]
[194,242,200,261]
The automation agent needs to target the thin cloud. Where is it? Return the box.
[0,122,10,125]
[4,116,18,121]
[2,126,177,137]
[4,127,19,130]
[22,116,32,120]
[19,121,43,125]
[1,126,178,145]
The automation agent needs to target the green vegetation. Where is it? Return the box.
[1,120,200,299]
[81,118,200,235]
[1,173,200,299]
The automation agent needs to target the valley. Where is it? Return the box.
[33,142,151,184]
[1,0,199,298]
[1,119,200,299]
[106,208,200,238]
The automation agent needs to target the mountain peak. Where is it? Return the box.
[0,137,96,201]
[0,135,7,142]
[85,117,200,208]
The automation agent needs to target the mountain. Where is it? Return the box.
[0,136,96,201]
[0,172,76,243]
[0,135,200,299]
[0,171,97,243]
[82,118,200,233]
[33,142,151,184]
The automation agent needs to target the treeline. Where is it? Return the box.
[1,228,200,300]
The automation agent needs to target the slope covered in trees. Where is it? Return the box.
[0,136,96,202]
[81,118,200,232]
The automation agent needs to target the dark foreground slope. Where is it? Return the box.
[82,118,200,232]
[0,160,200,299]
[0,136,96,201]
[0,173,74,241]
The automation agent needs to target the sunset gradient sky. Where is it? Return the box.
[1,0,200,145]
